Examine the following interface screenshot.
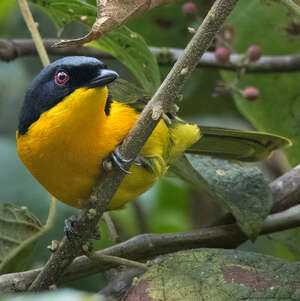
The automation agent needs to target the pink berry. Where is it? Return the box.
[182,2,197,17]
[214,47,231,63]
[242,87,260,101]
[247,45,262,61]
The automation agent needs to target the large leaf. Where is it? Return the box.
[29,0,160,93]
[172,155,272,240]
[0,203,42,274]
[222,0,300,166]
[126,249,300,300]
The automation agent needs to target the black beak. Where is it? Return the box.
[87,69,119,88]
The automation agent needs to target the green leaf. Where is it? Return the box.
[1,289,106,301]
[269,227,300,261]
[172,155,272,240]
[0,0,16,34]
[29,0,97,29]
[221,0,300,166]
[128,249,300,300]
[29,0,161,93]
[88,27,160,93]
[0,203,42,274]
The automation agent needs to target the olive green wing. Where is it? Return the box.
[186,126,292,162]
[109,78,151,112]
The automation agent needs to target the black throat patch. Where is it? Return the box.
[105,91,112,116]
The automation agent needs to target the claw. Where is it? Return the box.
[111,146,132,174]
[133,157,143,166]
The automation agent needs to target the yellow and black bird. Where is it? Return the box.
[17,56,291,210]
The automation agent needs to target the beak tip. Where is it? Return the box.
[87,68,119,88]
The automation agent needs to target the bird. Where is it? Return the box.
[17,56,291,211]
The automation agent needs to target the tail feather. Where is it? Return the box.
[186,126,292,162]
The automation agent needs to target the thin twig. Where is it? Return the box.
[102,212,120,243]
[86,252,148,271]
[28,0,240,291]
[2,39,300,73]
[17,1,50,67]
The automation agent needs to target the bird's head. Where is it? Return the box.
[18,56,119,136]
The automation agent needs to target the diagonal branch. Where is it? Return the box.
[2,39,300,73]
[28,0,240,291]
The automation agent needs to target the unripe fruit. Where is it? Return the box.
[247,45,262,61]
[182,2,197,17]
[214,47,231,63]
[242,87,260,101]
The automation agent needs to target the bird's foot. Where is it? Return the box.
[111,146,132,174]
[103,146,144,174]
[64,215,101,241]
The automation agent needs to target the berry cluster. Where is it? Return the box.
[214,45,262,101]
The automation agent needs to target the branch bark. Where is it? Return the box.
[279,0,300,17]
[1,163,300,293]
[1,204,300,293]
[27,0,240,291]
[2,39,300,73]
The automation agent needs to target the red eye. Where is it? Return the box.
[55,71,69,85]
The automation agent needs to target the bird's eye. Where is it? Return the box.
[55,71,69,85]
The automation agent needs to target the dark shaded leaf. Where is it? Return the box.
[172,155,272,240]
[0,203,42,274]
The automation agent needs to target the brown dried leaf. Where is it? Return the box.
[54,0,176,48]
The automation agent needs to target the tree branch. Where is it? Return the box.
[1,163,300,293]
[279,0,300,17]
[270,164,300,213]
[1,39,300,73]
[27,0,240,291]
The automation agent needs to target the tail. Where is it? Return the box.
[185,126,292,162]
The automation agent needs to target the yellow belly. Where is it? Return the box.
[17,87,200,209]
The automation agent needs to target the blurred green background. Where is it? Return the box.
[0,0,299,292]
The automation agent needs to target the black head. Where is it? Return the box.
[18,56,119,136]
